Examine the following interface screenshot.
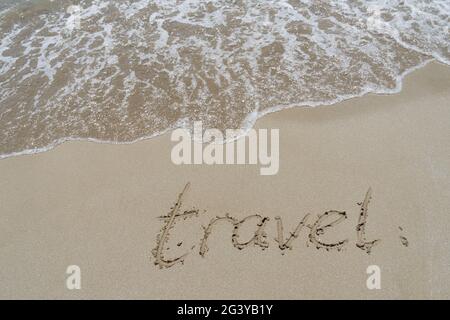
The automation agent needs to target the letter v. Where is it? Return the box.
[275,214,310,251]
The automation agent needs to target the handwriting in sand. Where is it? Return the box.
[151,183,408,269]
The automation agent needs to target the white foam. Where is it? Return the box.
[0,0,448,159]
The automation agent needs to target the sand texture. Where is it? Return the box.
[0,62,449,299]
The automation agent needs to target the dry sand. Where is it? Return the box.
[0,61,449,299]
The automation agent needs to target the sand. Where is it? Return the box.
[0,61,449,299]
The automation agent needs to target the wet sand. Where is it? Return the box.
[0,62,449,299]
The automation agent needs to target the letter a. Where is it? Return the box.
[66,265,81,290]
[366,265,381,290]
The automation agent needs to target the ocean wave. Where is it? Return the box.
[0,0,448,158]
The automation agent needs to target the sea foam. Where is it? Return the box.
[0,0,448,158]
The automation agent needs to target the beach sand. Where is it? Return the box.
[0,61,449,299]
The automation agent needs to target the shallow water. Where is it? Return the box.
[0,0,449,158]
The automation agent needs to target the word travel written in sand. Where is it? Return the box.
[151,183,409,269]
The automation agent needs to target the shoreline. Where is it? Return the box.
[0,61,449,299]
[0,58,441,161]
